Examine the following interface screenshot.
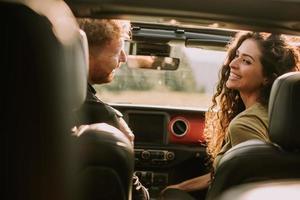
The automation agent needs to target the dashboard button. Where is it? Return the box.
[141,150,151,160]
[166,151,175,160]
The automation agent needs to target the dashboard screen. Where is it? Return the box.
[126,112,167,144]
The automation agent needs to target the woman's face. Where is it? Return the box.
[226,39,266,98]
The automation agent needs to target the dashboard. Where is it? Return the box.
[113,104,209,198]
[123,108,206,145]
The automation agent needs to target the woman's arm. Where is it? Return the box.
[162,173,211,192]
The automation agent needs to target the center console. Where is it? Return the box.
[134,148,174,197]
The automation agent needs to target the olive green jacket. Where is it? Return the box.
[214,103,269,169]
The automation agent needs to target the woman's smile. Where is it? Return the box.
[228,71,241,80]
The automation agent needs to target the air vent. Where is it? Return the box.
[171,118,188,137]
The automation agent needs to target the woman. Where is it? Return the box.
[160,32,300,198]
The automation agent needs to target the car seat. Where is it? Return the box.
[72,123,134,200]
[1,1,87,200]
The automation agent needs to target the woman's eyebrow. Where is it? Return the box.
[237,50,255,62]
[241,53,255,62]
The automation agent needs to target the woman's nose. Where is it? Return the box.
[229,57,238,69]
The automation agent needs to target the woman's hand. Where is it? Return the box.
[161,173,211,194]
[160,183,182,194]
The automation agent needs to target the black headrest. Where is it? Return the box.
[269,72,300,151]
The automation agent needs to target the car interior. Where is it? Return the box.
[3,0,300,200]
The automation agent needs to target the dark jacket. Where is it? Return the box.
[76,83,123,128]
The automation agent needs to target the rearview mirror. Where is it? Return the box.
[127,55,179,70]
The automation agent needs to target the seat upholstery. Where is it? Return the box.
[1,1,87,200]
[73,124,134,200]
[268,72,300,151]
[206,72,300,200]
[217,179,300,200]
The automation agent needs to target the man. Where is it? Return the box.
[77,18,149,200]
[77,18,134,144]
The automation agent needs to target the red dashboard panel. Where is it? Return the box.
[168,113,206,144]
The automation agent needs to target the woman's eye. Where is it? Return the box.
[242,59,251,65]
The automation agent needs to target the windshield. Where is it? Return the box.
[94,46,226,109]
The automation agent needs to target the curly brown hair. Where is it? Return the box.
[204,32,300,161]
[77,18,131,48]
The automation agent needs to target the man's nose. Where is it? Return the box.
[119,49,127,63]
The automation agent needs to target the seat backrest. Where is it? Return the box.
[1,1,87,200]
[268,71,300,151]
[206,72,300,200]
[73,124,134,200]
